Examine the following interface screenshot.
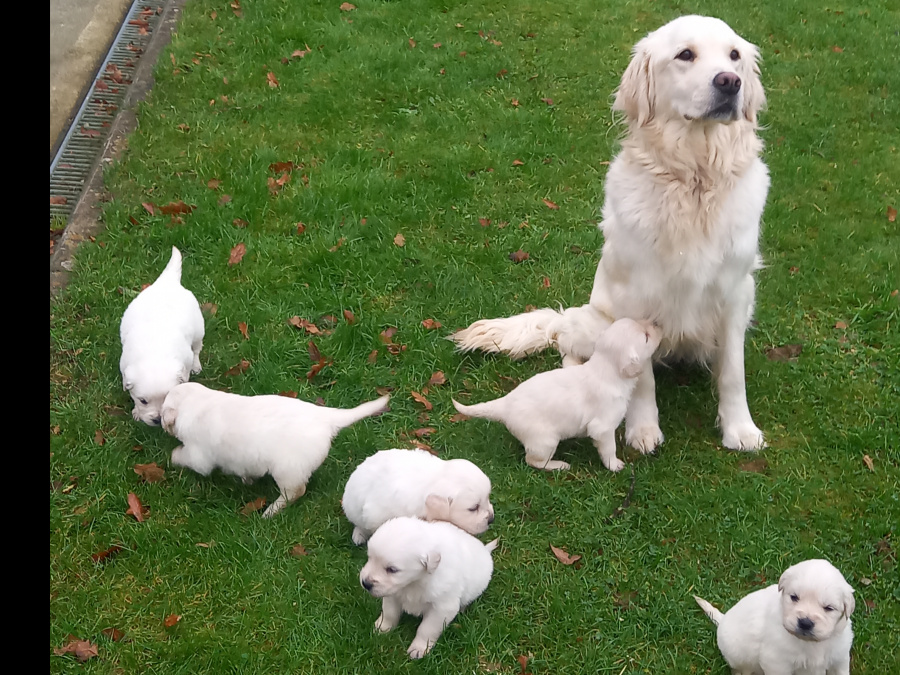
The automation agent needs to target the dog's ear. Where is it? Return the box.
[420,551,441,573]
[842,584,856,618]
[777,566,794,593]
[740,41,766,124]
[613,38,655,126]
[122,367,134,391]
[161,405,177,434]
[424,494,452,522]
[618,348,644,379]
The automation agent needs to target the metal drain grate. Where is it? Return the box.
[50,1,166,226]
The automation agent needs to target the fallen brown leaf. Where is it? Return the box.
[288,316,321,334]
[238,321,249,340]
[163,614,182,627]
[339,2,356,10]
[91,544,123,564]
[411,391,433,410]
[218,194,232,206]
[394,233,406,247]
[367,350,378,364]
[307,341,322,362]
[542,198,559,210]
[449,412,469,422]
[380,327,398,343]
[411,440,436,454]
[53,637,98,662]
[888,206,897,223]
[413,427,436,438]
[141,203,157,215]
[329,236,346,252]
[421,318,442,330]
[834,320,848,329]
[427,371,446,387]
[126,492,146,522]
[159,201,195,216]
[765,344,802,361]
[207,179,221,189]
[541,97,553,105]
[509,249,530,263]
[240,497,266,516]
[134,463,165,483]
[517,654,531,675]
[408,38,417,48]
[550,544,581,565]
[101,627,125,642]
[94,429,105,446]
[512,159,524,166]
[479,218,491,227]
[306,358,332,381]
[296,222,306,234]
[290,544,309,557]
[266,71,279,88]
[228,242,246,265]
[223,359,251,376]
[832,45,843,53]
[278,391,298,398]
[613,590,637,609]
[291,44,312,59]
[739,458,768,473]
[863,454,874,472]
[50,195,67,205]
[200,302,218,316]
[542,276,551,288]
[343,309,356,324]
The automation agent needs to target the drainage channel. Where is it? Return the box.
[50,1,167,228]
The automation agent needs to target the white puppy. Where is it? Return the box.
[161,383,389,517]
[359,517,498,659]
[453,16,769,453]
[342,449,494,545]
[453,318,660,472]
[119,246,204,426]
[695,559,855,675]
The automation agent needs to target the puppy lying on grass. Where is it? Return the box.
[119,247,204,426]
[161,383,389,517]
[695,559,854,675]
[359,517,498,659]
[453,318,660,472]
[342,449,494,545]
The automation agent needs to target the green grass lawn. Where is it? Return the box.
[50,1,898,672]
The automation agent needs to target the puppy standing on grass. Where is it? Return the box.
[453,318,660,472]
[161,383,389,517]
[359,517,498,659]
[694,559,855,675]
[119,246,204,426]
[341,449,494,545]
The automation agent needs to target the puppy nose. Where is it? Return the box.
[150,416,161,426]
[487,513,495,525]
[361,578,373,591]
[713,72,741,96]
[797,617,815,632]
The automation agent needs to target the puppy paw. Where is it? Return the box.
[603,456,625,472]
[526,458,570,471]
[721,424,765,451]
[625,425,664,454]
[407,639,432,659]
[351,527,369,546]
[374,613,397,633]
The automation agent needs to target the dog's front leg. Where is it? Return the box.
[375,596,402,633]
[262,483,307,518]
[715,278,764,451]
[407,602,459,659]
[591,428,625,472]
[624,366,663,453]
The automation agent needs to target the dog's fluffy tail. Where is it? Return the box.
[485,538,500,553]
[450,304,610,363]
[328,394,390,431]
[452,398,507,424]
[694,596,725,626]
[156,246,184,285]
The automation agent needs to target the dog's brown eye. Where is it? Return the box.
[824,606,835,612]
[386,566,398,574]
[730,49,740,61]
[676,49,694,62]
[790,594,799,602]
[139,398,148,405]
[468,505,479,512]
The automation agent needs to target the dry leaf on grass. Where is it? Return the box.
[888,206,897,222]
[53,637,98,662]
[550,544,581,565]
[134,463,165,483]
[449,412,469,422]
[339,2,356,10]
[200,302,218,316]
[224,359,251,376]
[509,249,530,263]
[266,71,279,87]
[238,321,249,340]
[765,344,802,361]
[289,316,321,334]
[101,627,125,642]
[126,493,146,522]
[379,327,398,343]
[411,391,433,410]
[427,371,446,387]
[278,391,298,398]
[240,497,266,516]
[413,427,436,438]
[394,233,406,247]
[94,429,106,446]
[228,242,246,265]
[863,455,874,472]
[542,198,559,210]
[160,201,195,216]
[290,544,309,557]
[163,614,182,627]
[91,544,123,564]
[834,321,848,329]
[421,318,442,329]
[739,458,768,473]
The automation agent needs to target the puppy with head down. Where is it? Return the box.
[342,449,494,545]
[695,559,855,675]
[359,517,498,659]
[119,247,204,426]
[161,383,389,517]
[453,318,660,472]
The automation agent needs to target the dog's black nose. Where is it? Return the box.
[361,579,373,591]
[487,514,495,525]
[797,617,815,632]
[713,72,741,96]
[150,416,161,426]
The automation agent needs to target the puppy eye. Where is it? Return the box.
[790,594,800,603]
[468,505,479,512]
[644,333,650,343]
[385,566,398,574]
[139,398,148,405]
[676,49,695,62]
[730,49,740,61]
[824,606,835,612]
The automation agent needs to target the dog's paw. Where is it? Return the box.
[625,425,664,454]
[722,424,765,451]
[351,527,369,546]
[603,456,626,472]
[407,639,433,659]
[375,613,396,633]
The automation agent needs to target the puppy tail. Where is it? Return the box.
[451,398,506,424]
[157,246,184,284]
[693,596,725,626]
[485,538,500,554]
[328,394,390,431]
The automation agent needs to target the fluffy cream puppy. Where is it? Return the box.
[161,383,389,517]
[359,517,498,659]
[453,318,660,472]
[342,449,494,545]
[695,559,855,675]
[119,247,204,426]
[452,16,769,453]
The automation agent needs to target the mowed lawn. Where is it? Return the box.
[50,1,898,673]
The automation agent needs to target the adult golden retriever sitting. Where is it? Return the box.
[453,15,768,453]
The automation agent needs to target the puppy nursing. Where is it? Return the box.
[360,517,498,659]
[454,318,660,472]
[695,559,854,675]
[161,383,389,517]
[119,247,204,426]
[342,449,494,544]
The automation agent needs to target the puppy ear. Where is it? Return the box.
[777,566,794,593]
[842,585,856,618]
[161,405,177,435]
[424,494,452,522]
[618,348,644,379]
[613,38,654,126]
[122,367,134,391]
[420,551,441,573]
[740,41,766,124]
